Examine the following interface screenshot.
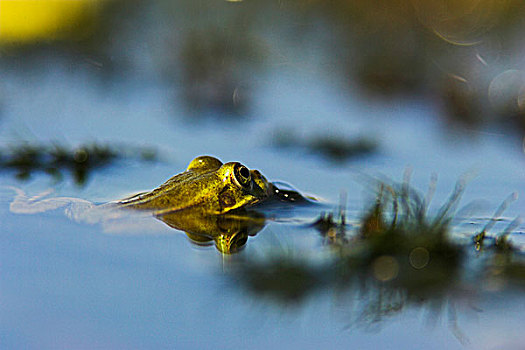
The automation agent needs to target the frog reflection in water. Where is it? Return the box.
[9,156,309,253]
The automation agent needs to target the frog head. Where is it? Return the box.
[119,156,272,214]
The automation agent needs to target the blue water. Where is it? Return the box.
[1,5,525,349]
[1,190,524,349]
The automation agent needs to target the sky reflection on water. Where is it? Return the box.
[1,1,525,349]
[1,49,524,349]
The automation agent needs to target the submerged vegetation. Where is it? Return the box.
[0,142,157,185]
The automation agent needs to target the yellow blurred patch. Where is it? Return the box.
[0,0,104,43]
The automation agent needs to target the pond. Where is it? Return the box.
[1,1,525,349]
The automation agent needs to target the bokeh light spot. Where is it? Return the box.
[372,255,399,282]
[409,247,430,269]
[488,70,525,114]
[74,149,88,163]
[411,0,503,46]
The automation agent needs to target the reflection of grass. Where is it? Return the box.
[0,142,157,185]
[236,254,321,302]
[485,251,525,290]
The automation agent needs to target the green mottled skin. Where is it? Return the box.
[117,156,272,214]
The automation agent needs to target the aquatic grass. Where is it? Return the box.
[233,177,467,304]
[1,144,42,180]
[0,142,158,185]
[312,192,349,246]
[271,128,378,163]
[230,174,525,339]
[231,174,495,337]
[332,176,467,299]
[472,192,519,251]
[476,215,525,290]
[307,136,377,162]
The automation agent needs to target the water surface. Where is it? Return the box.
[1,2,525,349]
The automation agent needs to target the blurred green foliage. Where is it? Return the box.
[3,0,525,129]
[231,176,524,333]
[0,143,157,185]
[272,129,377,162]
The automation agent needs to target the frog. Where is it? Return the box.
[7,155,311,252]
[8,155,308,217]
[117,155,275,215]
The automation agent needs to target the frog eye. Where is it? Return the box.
[233,164,251,188]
